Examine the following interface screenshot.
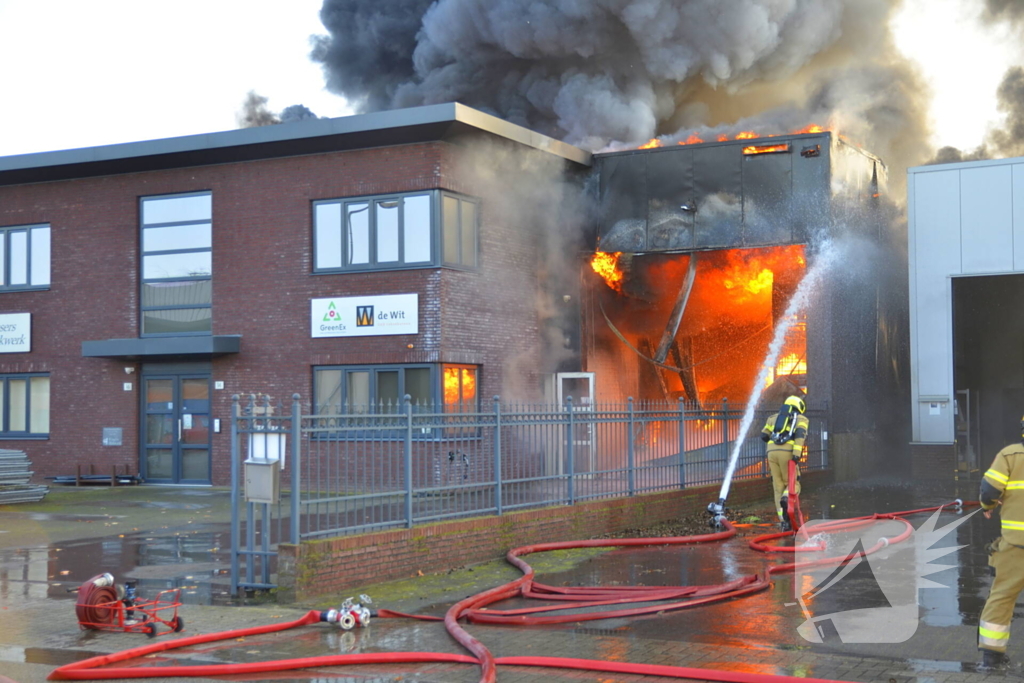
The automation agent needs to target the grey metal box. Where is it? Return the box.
[244,459,280,504]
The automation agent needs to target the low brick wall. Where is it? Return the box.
[910,443,956,479]
[278,469,832,601]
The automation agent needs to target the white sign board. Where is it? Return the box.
[311,294,418,338]
[0,313,30,353]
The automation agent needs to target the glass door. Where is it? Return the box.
[142,375,211,484]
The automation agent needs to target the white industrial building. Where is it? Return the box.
[908,157,1024,475]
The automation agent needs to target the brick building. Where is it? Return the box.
[0,103,591,485]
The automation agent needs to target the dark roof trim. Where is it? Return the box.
[82,335,241,361]
[0,103,590,186]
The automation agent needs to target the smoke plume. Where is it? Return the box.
[313,0,932,178]
[929,65,1024,163]
[237,91,319,128]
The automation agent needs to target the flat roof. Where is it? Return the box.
[0,103,592,186]
[908,154,1024,175]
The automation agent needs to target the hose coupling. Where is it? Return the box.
[707,499,727,529]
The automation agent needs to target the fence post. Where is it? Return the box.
[230,395,240,593]
[493,396,502,516]
[627,397,635,496]
[290,394,301,545]
[404,394,413,528]
[678,396,687,488]
[566,396,575,505]
[721,397,730,468]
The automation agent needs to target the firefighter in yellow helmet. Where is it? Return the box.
[760,395,808,531]
[976,414,1024,671]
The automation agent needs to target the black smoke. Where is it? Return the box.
[237,91,319,128]
[311,0,932,178]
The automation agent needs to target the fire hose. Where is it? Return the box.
[49,478,977,683]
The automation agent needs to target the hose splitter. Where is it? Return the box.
[706,499,727,529]
[320,595,373,630]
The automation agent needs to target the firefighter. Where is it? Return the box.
[760,395,808,531]
[977,415,1024,671]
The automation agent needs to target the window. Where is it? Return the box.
[140,192,212,336]
[443,364,478,411]
[0,224,50,291]
[442,195,478,268]
[313,191,477,272]
[0,374,49,436]
[315,365,433,414]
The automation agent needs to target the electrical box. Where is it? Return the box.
[244,458,280,504]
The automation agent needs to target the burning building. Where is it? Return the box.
[576,130,900,476]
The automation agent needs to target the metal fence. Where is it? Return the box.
[230,394,828,591]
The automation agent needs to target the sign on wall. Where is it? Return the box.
[0,313,30,353]
[311,294,418,338]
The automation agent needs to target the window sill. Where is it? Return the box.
[0,435,49,440]
[0,286,51,293]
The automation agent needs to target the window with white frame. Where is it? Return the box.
[140,192,212,336]
[0,225,50,291]
[313,191,478,272]
[0,374,50,436]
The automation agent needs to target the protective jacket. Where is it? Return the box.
[981,443,1024,546]
[978,442,1024,655]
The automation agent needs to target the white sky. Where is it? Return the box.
[0,0,1017,159]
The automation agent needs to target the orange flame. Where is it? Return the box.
[443,366,477,407]
[723,267,773,296]
[590,251,624,291]
[717,134,729,142]
[639,138,662,149]
[735,131,757,140]
[743,143,790,156]
[793,124,825,134]
[680,133,704,145]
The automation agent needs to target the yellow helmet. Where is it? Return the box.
[784,395,806,414]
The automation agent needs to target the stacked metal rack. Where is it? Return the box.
[0,448,48,504]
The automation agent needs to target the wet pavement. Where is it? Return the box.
[1,478,1023,681]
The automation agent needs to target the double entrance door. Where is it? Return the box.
[142,374,212,484]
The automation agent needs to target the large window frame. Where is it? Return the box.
[0,373,50,438]
[312,190,479,274]
[312,364,481,439]
[139,191,213,337]
[0,224,51,292]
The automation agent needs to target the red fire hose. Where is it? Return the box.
[50,488,977,683]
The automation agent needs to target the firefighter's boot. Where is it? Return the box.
[980,649,1011,672]
[778,495,791,531]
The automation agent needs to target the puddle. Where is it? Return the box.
[0,645,106,666]
[0,526,237,605]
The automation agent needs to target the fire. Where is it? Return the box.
[443,366,477,407]
[635,124,832,151]
[793,124,825,134]
[742,143,790,156]
[590,251,624,291]
[724,267,773,296]
[764,352,808,388]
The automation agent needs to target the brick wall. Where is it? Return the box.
[0,138,574,484]
[277,469,832,601]
[909,443,956,479]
